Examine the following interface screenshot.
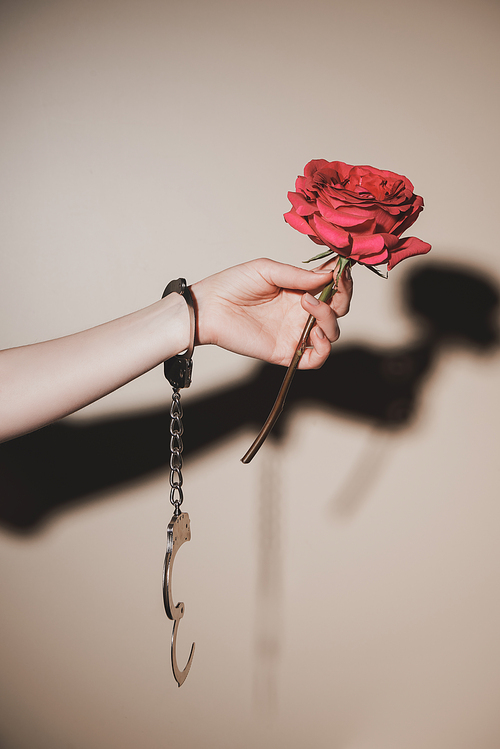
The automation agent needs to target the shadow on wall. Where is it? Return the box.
[0,260,498,533]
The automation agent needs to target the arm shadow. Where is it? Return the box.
[0,260,497,532]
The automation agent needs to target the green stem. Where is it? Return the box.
[241,257,351,464]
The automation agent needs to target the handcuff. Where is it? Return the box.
[161,279,196,687]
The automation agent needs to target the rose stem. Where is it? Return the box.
[241,257,349,464]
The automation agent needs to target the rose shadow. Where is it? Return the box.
[0,260,498,533]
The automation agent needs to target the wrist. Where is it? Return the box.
[157,292,191,358]
[189,280,212,347]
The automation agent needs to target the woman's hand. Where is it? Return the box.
[190,258,353,369]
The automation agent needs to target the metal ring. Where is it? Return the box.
[170,419,184,436]
[169,469,183,488]
[170,399,183,418]
[170,434,183,453]
[170,452,182,470]
[170,485,184,507]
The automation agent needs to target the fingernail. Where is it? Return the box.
[345,265,352,281]
[305,292,320,306]
[316,327,325,339]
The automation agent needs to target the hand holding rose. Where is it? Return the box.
[191,257,353,369]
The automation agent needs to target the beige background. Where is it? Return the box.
[1,0,500,747]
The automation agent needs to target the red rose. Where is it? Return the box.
[284,160,431,270]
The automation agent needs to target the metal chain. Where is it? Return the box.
[169,388,184,514]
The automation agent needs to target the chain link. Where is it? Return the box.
[169,389,185,513]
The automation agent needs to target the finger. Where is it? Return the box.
[298,325,333,369]
[301,293,340,342]
[311,257,353,317]
[257,258,334,292]
[331,264,353,318]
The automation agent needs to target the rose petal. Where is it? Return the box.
[287,191,317,216]
[304,159,331,178]
[316,200,375,229]
[283,210,315,236]
[355,248,389,265]
[347,218,378,234]
[387,236,432,270]
[329,161,353,181]
[369,206,407,234]
[309,235,326,246]
[390,199,424,236]
[350,232,402,264]
[295,174,321,199]
[351,233,385,254]
[311,215,351,249]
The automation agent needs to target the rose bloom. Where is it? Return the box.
[284,160,431,269]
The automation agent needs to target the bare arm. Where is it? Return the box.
[0,258,352,443]
[0,293,189,442]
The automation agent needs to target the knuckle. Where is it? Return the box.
[313,351,329,369]
[331,326,340,343]
[335,299,350,318]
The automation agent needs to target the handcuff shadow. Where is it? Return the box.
[0,260,498,533]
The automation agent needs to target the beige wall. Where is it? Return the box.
[1,0,500,747]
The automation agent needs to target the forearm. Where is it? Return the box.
[0,293,189,442]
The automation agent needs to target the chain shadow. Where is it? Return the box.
[0,260,498,533]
